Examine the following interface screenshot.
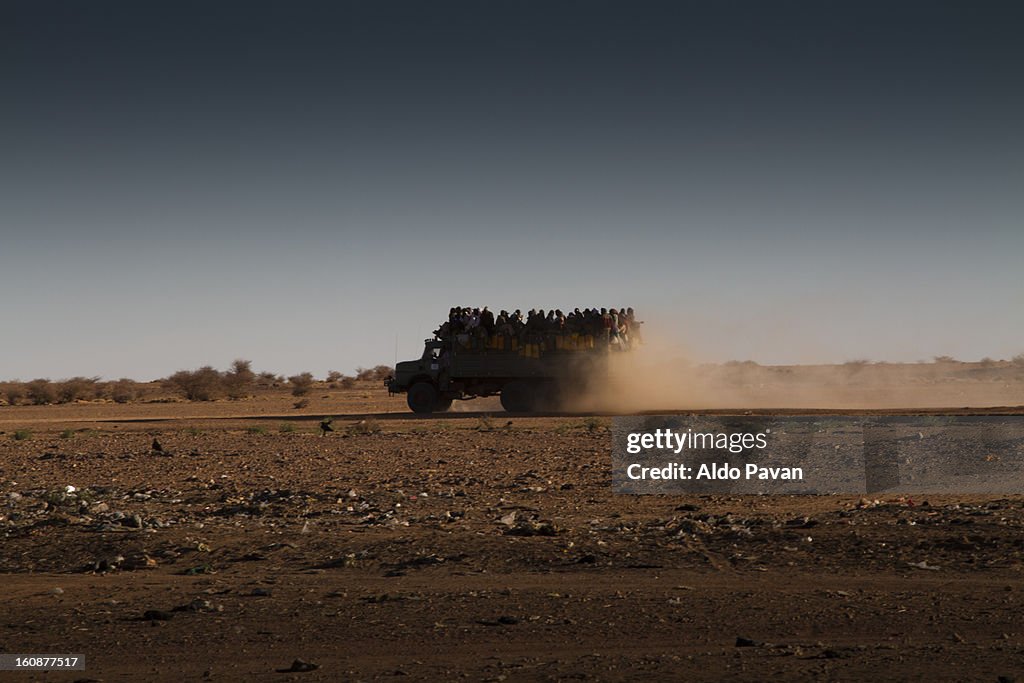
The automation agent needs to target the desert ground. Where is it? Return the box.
[2,376,1024,682]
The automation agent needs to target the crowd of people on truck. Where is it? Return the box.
[434,307,641,354]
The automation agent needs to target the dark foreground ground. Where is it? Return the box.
[2,399,1024,681]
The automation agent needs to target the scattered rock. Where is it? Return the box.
[143,609,173,621]
[908,561,941,571]
[277,659,319,673]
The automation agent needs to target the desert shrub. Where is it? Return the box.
[60,429,75,439]
[12,429,31,441]
[326,370,343,383]
[933,355,957,364]
[288,372,315,397]
[246,425,268,435]
[1012,354,1024,368]
[279,423,296,433]
[583,417,603,433]
[223,359,255,399]
[26,379,56,405]
[356,365,394,382]
[4,383,25,406]
[108,378,137,403]
[166,366,223,401]
[57,376,100,404]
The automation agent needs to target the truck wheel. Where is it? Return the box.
[407,382,438,414]
[435,397,454,412]
[500,381,532,413]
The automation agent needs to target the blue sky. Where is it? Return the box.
[2,1,1022,379]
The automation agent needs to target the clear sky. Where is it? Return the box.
[2,1,1022,380]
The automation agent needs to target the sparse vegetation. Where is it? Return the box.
[3,383,25,405]
[108,378,138,403]
[356,365,394,382]
[166,366,224,401]
[57,376,100,403]
[223,359,255,399]
[583,417,603,433]
[60,429,75,439]
[12,429,32,441]
[246,425,268,435]
[279,423,296,433]
[288,372,315,397]
[26,379,56,405]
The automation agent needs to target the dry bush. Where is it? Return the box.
[288,372,315,397]
[166,366,223,401]
[339,376,357,389]
[57,376,100,404]
[3,383,25,406]
[1012,354,1024,368]
[26,379,56,405]
[108,378,137,403]
[223,359,255,399]
[356,365,394,382]
[326,370,343,383]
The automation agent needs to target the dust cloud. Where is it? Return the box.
[570,337,1024,412]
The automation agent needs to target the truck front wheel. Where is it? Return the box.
[407,382,439,414]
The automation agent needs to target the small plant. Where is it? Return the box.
[279,423,296,433]
[13,429,32,441]
[583,417,603,434]
[246,425,268,435]
[60,429,75,439]
[26,379,56,405]
[185,427,203,436]
[108,378,137,403]
[288,372,315,397]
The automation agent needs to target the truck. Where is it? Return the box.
[385,334,618,413]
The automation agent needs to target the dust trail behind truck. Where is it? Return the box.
[386,311,638,413]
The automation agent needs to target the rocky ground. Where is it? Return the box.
[1,395,1024,681]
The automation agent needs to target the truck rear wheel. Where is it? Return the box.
[407,382,439,414]
[500,381,532,413]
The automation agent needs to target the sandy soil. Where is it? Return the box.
[2,390,1024,681]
